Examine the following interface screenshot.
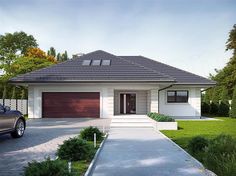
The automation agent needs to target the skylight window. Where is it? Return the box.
[101,60,111,66]
[91,60,101,66]
[82,60,91,66]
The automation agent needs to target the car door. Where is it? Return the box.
[0,106,16,131]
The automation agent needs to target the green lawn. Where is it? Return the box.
[161,117,236,150]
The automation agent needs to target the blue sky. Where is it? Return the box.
[0,0,235,77]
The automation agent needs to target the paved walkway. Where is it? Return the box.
[0,118,111,176]
[92,128,208,176]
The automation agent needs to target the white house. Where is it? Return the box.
[10,50,215,119]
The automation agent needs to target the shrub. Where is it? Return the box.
[80,126,103,141]
[187,136,208,154]
[210,102,219,115]
[57,137,95,161]
[147,112,175,122]
[24,158,75,176]
[218,102,229,117]
[204,134,236,176]
[201,102,210,114]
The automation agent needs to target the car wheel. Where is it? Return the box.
[11,118,25,138]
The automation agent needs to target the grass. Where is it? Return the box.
[72,160,90,175]
[71,139,103,175]
[161,117,236,150]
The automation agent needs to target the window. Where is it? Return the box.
[91,60,101,66]
[82,60,91,66]
[167,90,188,103]
[101,60,111,66]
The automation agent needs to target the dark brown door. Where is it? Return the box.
[120,93,136,114]
[42,92,100,118]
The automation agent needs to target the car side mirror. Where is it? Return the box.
[4,106,10,112]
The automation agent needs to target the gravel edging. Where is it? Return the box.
[84,134,108,176]
[156,129,216,176]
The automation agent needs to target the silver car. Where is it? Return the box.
[0,104,26,138]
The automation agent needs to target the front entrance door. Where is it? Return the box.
[120,93,136,114]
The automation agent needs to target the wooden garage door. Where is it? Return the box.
[42,92,100,118]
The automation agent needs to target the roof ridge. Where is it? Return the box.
[118,55,175,81]
[136,55,214,83]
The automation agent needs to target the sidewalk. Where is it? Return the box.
[91,128,208,176]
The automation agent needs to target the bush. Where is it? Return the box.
[24,158,75,176]
[204,134,236,176]
[147,112,175,122]
[57,137,95,161]
[201,102,210,114]
[187,136,208,154]
[210,102,219,115]
[80,126,103,141]
[218,102,229,117]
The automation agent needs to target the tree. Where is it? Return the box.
[11,87,16,99]
[201,90,211,114]
[218,87,229,116]
[204,90,211,104]
[226,24,236,56]
[25,48,57,63]
[61,50,68,61]
[57,53,61,61]
[48,47,56,57]
[8,56,55,76]
[210,88,219,115]
[0,31,38,71]
[210,24,236,98]
[230,86,236,118]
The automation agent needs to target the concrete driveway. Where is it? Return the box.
[91,128,209,176]
[0,118,111,176]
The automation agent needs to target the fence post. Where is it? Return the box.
[94,133,96,148]
[2,99,5,106]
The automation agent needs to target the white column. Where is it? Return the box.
[124,94,126,114]
[150,89,158,113]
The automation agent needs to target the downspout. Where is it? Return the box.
[158,84,173,113]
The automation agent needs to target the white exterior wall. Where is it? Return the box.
[28,83,160,119]
[159,86,201,118]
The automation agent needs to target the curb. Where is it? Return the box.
[156,129,216,176]
[84,133,108,176]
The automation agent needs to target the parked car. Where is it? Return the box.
[0,104,26,138]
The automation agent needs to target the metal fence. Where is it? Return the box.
[0,99,28,115]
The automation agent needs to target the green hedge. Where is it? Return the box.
[80,126,103,141]
[147,112,175,122]
[24,158,76,176]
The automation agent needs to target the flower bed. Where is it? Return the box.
[24,127,105,176]
[148,112,177,130]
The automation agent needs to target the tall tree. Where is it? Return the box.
[61,50,68,61]
[230,86,236,118]
[48,47,56,57]
[11,87,16,99]
[57,53,61,61]
[218,87,229,116]
[210,24,236,98]
[0,31,38,71]
[226,24,236,56]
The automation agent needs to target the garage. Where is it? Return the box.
[42,92,100,118]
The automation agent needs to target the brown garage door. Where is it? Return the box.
[42,92,100,118]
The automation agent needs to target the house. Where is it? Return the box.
[10,50,215,119]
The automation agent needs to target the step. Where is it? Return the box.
[111,119,151,123]
[110,122,153,127]
[113,116,149,119]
